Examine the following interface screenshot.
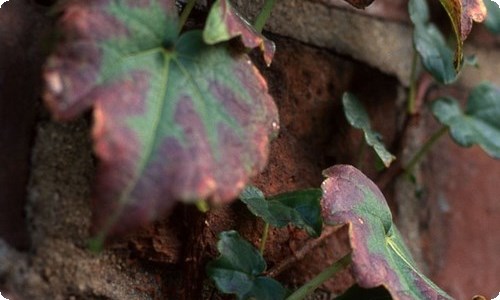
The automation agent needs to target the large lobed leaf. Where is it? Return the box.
[44,0,279,237]
[438,0,487,69]
[206,231,287,300]
[321,165,452,300]
[203,0,275,66]
[342,93,395,168]
[432,83,500,159]
[239,186,323,237]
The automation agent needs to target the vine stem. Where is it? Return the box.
[286,252,352,300]
[404,125,448,174]
[259,223,270,255]
[178,0,197,33]
[408,51,420,114]
[254,0,277,33]
[265,226,338,277]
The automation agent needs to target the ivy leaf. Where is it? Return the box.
[484,0,500,34]
[409,0,458,84]
[437,0,487,69]
[321,165,453,300]
[239,186,323,237]
[206,231,287,300]
[43,0,279,237]
[342,93,395,168]
[431,83,500,159]
[203,0,275,66]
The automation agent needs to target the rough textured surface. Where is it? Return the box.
[234,0,414,85]
[0,0,50,250]
[1,0,500,299]
[1,119,160,299]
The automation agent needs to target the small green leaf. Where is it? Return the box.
[342,93,395,168]
[409,0,457,84]
[484,0,500,34]
[203,0,275,66]
[206,231,287,300]
[432,83,500,159]
[321,165,453,300]
[240,186,323,237]
[334,284,392,300]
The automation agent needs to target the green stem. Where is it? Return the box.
[195,199,209,213]
[408,51,420,114]
[404,126,448,174]
[259,223,270,255]
[254,0,277,33]
[178,0,197,33]
[355,140,367,170]
[286,252,352,300]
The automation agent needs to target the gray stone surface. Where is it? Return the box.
[234,0,414,85]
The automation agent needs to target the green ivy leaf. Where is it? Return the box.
[409,0,457,84]
[437,0,487,69]
[203,0,275,66]
[321,165,453,300]
[206,231,287,300]
[43,0,279,237]
[342,93,395,168]
[484,0,500,34]
[431,83,500,159]
[240,186,323,237]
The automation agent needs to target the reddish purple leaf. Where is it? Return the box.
[203,0,275,66]
[438,0,487,68]
[44,0,279,238]
[321,165,452,300]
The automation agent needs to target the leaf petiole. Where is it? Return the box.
[195,199,210,213]
[254,0,277,33]
[259,223,270,255]
[404,125,448,174]
[178,0,197,33]
[286,252,352,300]
[408,51,420,114]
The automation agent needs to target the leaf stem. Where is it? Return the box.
[404,126,448,174]
[355,139,367,170]
[195,199,210,213]
[254,0,277,33]
[408,51,420,114]
[286,252,352,300]
[178,0,197,33]
[259,223,270,255]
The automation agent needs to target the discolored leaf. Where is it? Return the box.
[203,0,275,66]
[206,231,287,300]
[409,0,457,84]
[438,0,487,69]
[342,93,395,168]
[44,0,279,237]
[239,186,323,237]
[484,0,500,34]
[321,165,453,300]
[432,83,500,159]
